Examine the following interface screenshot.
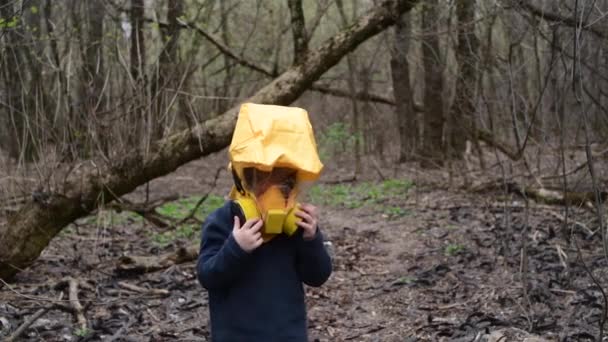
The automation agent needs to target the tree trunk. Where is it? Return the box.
[421,0,444,167]
[82,0,107,154]
[216,0,233,114]
[0,0,421,281]
[129,0,147,149]
[447,0,478,159]
[288,0,308,64]
[130,0,146,82]
[390,11,417,163]
[43,0,73,153]
[151,0,183,141]
[336,0,362,176]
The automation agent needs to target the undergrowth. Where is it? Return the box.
[306,179,413,219]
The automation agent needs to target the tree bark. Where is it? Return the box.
[421,0,444,167]
[390,11,417,162]
[288,0,309,64]
[336,0,362,176]
[151,0,183,141]
[216,0,233,114]
[130,0,146,82]
[129,0,147,149]
[82,0,107,153]
[447,0,478,159]
[0,0,421,281]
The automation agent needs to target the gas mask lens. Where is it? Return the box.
[244,167,297,200]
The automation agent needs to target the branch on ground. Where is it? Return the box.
[116,244,199,275]
[108,194,179,228]
[471,180,607,207]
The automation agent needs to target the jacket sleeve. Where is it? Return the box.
[196,214,250,290]
[295,228,332,287]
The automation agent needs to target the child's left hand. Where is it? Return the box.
[295,203,319,241]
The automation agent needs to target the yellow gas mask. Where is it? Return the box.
[228,103,324,242]
[234,184,301,238]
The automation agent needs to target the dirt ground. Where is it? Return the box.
[1,152,607,341]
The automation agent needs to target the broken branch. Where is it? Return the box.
[116,244,199,275]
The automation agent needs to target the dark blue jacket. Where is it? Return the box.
[196,201,332,341]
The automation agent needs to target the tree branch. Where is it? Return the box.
[311,84,424,111]
[149,16,421,109]
[175,18,275,77]
[306,0,333,45]
[476,128,520,160]
[515,0,607,39]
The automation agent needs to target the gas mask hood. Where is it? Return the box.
[228,103,323,241]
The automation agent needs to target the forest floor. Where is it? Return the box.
[1,152,607,342]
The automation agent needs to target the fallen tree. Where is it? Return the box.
[0,0,420,280]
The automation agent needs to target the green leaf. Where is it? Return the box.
[444,244,464,256]
[74,327,90,337]
[0,16,19,29]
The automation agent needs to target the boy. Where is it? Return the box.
[196,103,332,341]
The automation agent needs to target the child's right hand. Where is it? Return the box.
[232,216,264,253]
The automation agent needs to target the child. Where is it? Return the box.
[196,103,332,341]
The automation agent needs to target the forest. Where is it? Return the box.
[1,0,608,340]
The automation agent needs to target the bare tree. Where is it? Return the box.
[151,0,183,141]
[390,11,417,162]
[216,0,234,114]
[447,0,479,159]
[81,0,107,154]
[421,0,444,167]
[130,0,146,82]
[336,0,362,176]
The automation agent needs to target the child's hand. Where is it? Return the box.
[295,203,319,241]
[232,216,264,253]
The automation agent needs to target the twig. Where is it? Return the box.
[175,18,274,77]
[546,210,594,236]
[555,244,568,269]
[175,167,223,226]
[437,301,470,310]
[549,288,577,295]
[517,0,607,39]
[107,194,180,228]
[520,198,533,331]
[6,308,50,342]
[117,281,170,297]
[0,277,66,303]
[370,157,386,181]
[115,244,199,275]
[68,277,87,331]
[541,148,608,180]
[6,292,65,342]
[323,174,357,185]
[345,325,385,340]
[574,237,608,341]
[106,316,133,342]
